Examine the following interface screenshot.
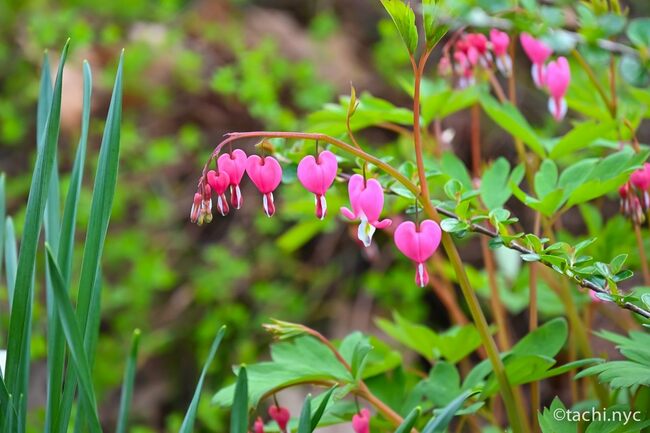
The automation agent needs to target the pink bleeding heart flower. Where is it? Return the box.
[545,56,570,121]
[297,150,338,220]
[207,169,231,216]
[490,29,511,76]
[341,174,392,247]
[268,405,290,433]
[520,33,552,87]
[466,33,490,67]
[218,149,248,209]
[246,155,283,217]
[630,163,650,191]
[254,417,265,433]
[352,409,370,433]
[394,220,442,287]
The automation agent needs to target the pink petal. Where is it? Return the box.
[394,220,442,263]
[297,150,338,195]
[358,178,385,223]
[218,149,248,185]
[520,33,552,65]
[246,155,283,194]
[207,170,230,194]
[546,56,571,100]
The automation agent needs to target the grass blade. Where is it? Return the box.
[421,391,477,433]
[0,173,5,286]
[230,365,249,433]
[310,385,337,431]
[116,329,141,433]
[45,245,102,433]
[179,326,226,433]
[394,407,421,433]
[5,41,68,431]
[3,217,17,305]
[297,395,312,433]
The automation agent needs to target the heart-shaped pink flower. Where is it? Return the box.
[268,405,290,433]
[297,150,338,220]
[341,174,392,247]
[218,149,248,209]
[207,169,231,216]
[246,155,283,217]
[394,220,442,287]
[546,56,570,121]
[352,409,370,433]
[520,33,552,87]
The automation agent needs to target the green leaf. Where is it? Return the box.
[311,386,337,431]
[627,18,650,47]
[480,158,513,209]
[479,94,545,157]
[422,0,448,49]
[44,246,102,433]
[380,0,418,54]
[297,395,312,433]
[440,218,469,234]
[422,390,477,433]
[394,406,421,433]
[420,80,480,123]
[534,159,558,199]
[538,397,577,433]
[116,329,141,433]
[179,326,226,433]
[5,42,68,429]
[427,361,461,407]
[511,317,568,358]
[230,366,250,433]
[549,120,616,157]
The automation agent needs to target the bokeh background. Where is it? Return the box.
[1,0,650,432]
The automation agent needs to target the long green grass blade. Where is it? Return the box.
[59,60,92,283]
[310,385,336,431]
[4,217,17,305]
[421,391,477,433]
[179,326,226,433]
[0,173,5,286]
[116,329,141,433]
[5,41,68,431]
[230,365,249,433]
[394,406,421,433]
[49,62,92,433]
[297,395,312,433]
[45,245,102,433]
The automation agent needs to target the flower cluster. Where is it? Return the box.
[438,29,511,88]
[520,33,571,121]
[192,147,443,287]
[620,163,650,224]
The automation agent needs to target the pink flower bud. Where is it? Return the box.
[340,175,392,247]
[489,29,510,56]
[218,149,248,209]
[297,150,338,220]
[394,220,442,287]
[268,405,290,433]
[190,192,202,224]
[246,155,283,217]
[254,417,265,433]
[352,409,371,433]
[630,163,650,191]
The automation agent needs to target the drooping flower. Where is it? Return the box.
[352,409,371,433]
[619,179,647,225]
[268,405,290,433]
[190,192,203,224]
[545,56,571,121]
[630,163,650,192]
[254,417,265,433]
[490,29,511,76]
[394,220,442,287]
[340,174,392,247]
[207,169,231,216]
[465,33,490,67]
[297,150,338,220]
[246,155,283,217]
[453,51,474,88]
[218,149,248,209]
[520,33,552,87]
